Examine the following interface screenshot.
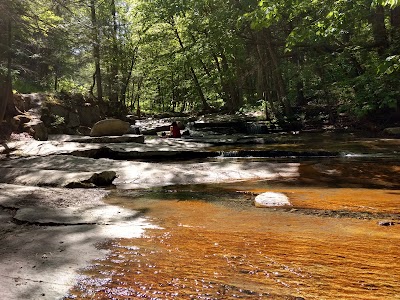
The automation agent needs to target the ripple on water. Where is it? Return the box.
[65,191,400,300]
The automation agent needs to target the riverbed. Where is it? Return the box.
[64,156,400,300]
[1,131,399,299]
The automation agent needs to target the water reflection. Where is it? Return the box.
[65,158,400,300]
[66,202,400,299]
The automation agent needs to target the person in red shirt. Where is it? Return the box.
[169,121,181,138]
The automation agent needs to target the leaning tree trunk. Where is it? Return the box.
[120,47,138,105]
[170,18,210,111]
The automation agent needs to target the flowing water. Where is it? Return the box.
[64,136,400,300]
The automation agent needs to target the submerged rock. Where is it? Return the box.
[254,192,291,207]
[378,220,397,226]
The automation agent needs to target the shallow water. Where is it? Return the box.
[66,199,400,299]
[65,156,400,300]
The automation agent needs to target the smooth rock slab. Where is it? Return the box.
[254,192,291,207]
[14,205,140,225]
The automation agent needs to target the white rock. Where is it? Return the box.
[254,192,291,207]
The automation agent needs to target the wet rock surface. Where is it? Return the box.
[0,184,155,300]
[0,129,399,299]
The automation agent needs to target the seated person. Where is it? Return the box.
[169,121,181,138]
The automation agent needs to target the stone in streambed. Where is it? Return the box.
[254,192,291,207]
[378,220,397,226]
[88,171,117,186]
[65,171,117,188]
[383,127,400,136]
[90,119,130,137]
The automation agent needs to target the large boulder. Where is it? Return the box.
[78,104,101,127]
[11,114,31,131]
[13,93,39,112]
[90,119,130,137]
[383,127,400,137]
[23,118,48,141]
[49,104,69,119]
[67,111,80,128]
[13,94,27,112]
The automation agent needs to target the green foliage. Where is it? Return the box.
[51,115,65,127]
[379,55,400,74]
[13,79,45,94]
[373,0,399,7]
[3,0,400,125]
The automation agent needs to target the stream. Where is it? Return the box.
[63,144,400,300]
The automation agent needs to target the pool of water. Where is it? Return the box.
[64,157,400,300]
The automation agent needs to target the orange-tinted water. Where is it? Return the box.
[66,192,400,299]
[255,188,400,213]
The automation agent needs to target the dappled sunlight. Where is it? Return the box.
[0,184,159,300]
[1,131,399,299]
[0,183,108,208]
[116,161,300,189]
[11,169,93,186]
[144,137,212,150]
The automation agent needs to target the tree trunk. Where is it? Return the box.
[120,47,138,105]
[54,72,59,92]
[391,6,400,53]
[171,19,210,111]
[212,52,226,101]
[370,4,389,55]
[0,76,13,123]
[0,17,14,123]
[219,50,242,112]
[109,0,119,102]
[265,29,292,116]
[90,0,103,102]
[253,30,279,118]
